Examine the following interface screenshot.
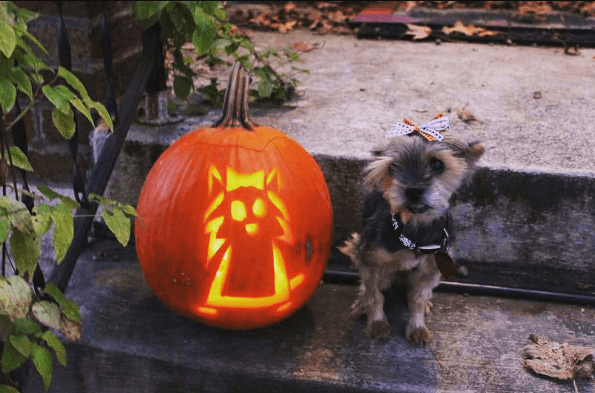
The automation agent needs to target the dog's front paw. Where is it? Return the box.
[365,320,391,339]
[406,326,433,345]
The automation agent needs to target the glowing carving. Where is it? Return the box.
[200,165,305,312]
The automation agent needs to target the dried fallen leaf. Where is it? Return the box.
[565,46,581,56]
[402,1,419,12]
[278,20,297,34]
[291,41,324,52]
[442,21,500,37]
[523,335,595,380]
[457,107,476,122]
[284,2,296,13]
[405,24,432,40]
[518,1,553,16]
[581,2,595,16]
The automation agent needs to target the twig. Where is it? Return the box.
[573,378,579,393]
[429,346,444,370]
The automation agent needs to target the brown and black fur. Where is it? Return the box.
[340,134,484,344]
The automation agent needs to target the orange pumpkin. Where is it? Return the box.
[135,64,333,330]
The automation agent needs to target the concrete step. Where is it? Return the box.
[18,239,595,393]
[98,113,595,298]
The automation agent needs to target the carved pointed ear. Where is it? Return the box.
[208,165,224,195]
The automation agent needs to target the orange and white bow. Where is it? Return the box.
[385,115,450,143]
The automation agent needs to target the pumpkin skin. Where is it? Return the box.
[135,66,333,330]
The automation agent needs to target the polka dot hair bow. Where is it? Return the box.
[385,113,450,143]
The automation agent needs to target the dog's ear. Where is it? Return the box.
[363,156,393,189]
[443,138,485,165]
[371,140,391,157]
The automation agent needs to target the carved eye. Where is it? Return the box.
[430,158,445,174]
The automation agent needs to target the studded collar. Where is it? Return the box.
[390,213,451,255]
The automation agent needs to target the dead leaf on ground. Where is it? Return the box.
[442,21,500,37]
[291,41,324,52]
[518,1,554,16]
[565,46,581,56]
[457,107,476,122]
[405,24,432,40]
[284,2,296,13]
[522,334,595,381]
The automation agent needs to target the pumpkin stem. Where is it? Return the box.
[214,62,256,130]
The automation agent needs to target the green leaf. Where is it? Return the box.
[51,106,76,140]
[0,22,17,58]
[0,196,34,236]
[32,301,60,330]
[214,7,226,21]
[102,207,130,246]
[58,67,93,105]
[13,317,42,336]
[133,1,167,24]
[0,215,8,243]
[10,229,41,278]
[88,101,113,131]
[0,384,21,393]
[0,276,32,320]
[31,344,52,390]
[42,330,66,367]
[42,85,69,113]
[192,7,215,56]
[88,193,115,206]
[173,75,192,99]
[51,203,74,264]
[0,79,16,114]
[1,339,27,373]
[43,283,80,323]
[9,67,32,98]
[257,80,273,99]
[119,204,138,217]
[32,204,52,237]
[9,334,32,358]
[36,185,80,210]
[69,96,94,128]
[4,146,33,171]
[13,24,48,56]
[0,314,12,340]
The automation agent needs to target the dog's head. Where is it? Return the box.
[364,135,484,223]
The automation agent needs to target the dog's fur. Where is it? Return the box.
[339,132,484,344]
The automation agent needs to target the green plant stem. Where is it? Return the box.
[4,73,57,132]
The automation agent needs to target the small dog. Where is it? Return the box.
[340,114,484,344]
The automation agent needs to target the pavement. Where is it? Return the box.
[19,25,595,393]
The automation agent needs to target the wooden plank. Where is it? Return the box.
[21,240,595,392]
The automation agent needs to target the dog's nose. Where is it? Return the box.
[405,187,424,202]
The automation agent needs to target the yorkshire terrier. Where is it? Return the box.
[339,114,484,344]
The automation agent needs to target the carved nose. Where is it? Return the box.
[405,187,424,202]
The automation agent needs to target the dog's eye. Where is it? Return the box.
[430,158,445,174]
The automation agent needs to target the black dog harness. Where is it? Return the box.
[390,214,451,255]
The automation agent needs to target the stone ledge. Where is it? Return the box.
[18,239,595,393]
[98,122,595,297]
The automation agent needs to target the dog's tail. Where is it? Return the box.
[338,233,361,265]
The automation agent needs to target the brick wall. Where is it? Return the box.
[13,1,143,182]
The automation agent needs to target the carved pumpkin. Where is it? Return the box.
[135,64,333,330]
